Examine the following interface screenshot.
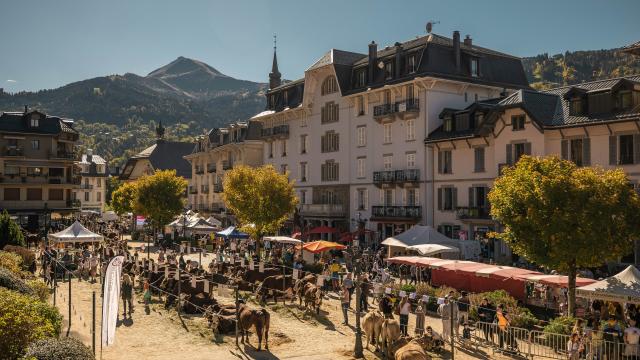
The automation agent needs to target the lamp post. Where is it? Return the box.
[43,202,50,249]
[352,238,364,358]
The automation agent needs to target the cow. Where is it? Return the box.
[363,310,385,350]
[237,268,281,284]
[381,318,402,359]
[238,303,270,351]
[293,274,317,305]
[394,337,431,360]
[256,275,294,304]
[302,283,323,315]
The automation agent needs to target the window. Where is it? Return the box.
[30,117,39,127]
[355,69,366,87]
[97,192,102,202]
[407,54,417,73]
[384,61,393,80]
[383,189,394,206]
[405,188,418,206]
[268,142,274,158]
[474,113,484,128]
[300,162,308,182]
[357,189,368,210]
[27,188,42,201]
[406,119,415,141]
[96,178,101,188]
[5,166,19,175]
[506,142,531,165]
[27,167,42,176]
[383,155,393,170]
[321,131,339,153]
[470,58,479,77]
[383,90,392,105]
[300,115,307,127]
[321,76,339,95]
[619,91,632,110]
[406,153,416,168]
[85,192,89,201]
[357,157,366,178]
[4,188,19,201]
[31,140,39,150]
[283,90,288,104]
[356,96,365,116]
[383,123,392,143]
[570,138,584,166]
[438,224,461,239]
[512,115,525,131]
[438,150,452,174]
[300,190,307,205]
[443,116,453,132]
[469,186,488,208]
[515,143,528,163]
[570,98,583,115]
[356,126,366,147]
[620,134,634,165]
[321,102,339,123]
[321,160,339,181]
[300,135,308,154]
[406,84,415,100]
[281,139,287,157]
[438,187,457,211]
[280,164,288,174]
[474,147,485,172]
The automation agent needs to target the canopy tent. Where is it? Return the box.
[382,225,459,248]
[205,216,222,227]
[101,211,118,222]
[577,265,640,304]
[264,236,303,245]
[407,243,460,256]
[519,274,596,287]
[216,226,249,239]
[302,240,346,254]
[48,221,103,243]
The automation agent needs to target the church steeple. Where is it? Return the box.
[269,34,282,89]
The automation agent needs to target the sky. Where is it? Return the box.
[1,0,639,92]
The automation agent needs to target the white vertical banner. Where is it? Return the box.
[101,256,124,347]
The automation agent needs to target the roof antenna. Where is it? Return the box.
[426,20,440,34]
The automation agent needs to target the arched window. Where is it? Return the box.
[321,76,338,96]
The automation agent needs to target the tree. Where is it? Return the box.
[110,181,138,216]
[134,170,187,237]
[106,177,123,205]
[0,210,25,249]
[488,156,640,315]
[222,165,298,252]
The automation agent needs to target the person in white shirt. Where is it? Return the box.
[624,318,640,358]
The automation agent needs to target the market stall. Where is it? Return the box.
[48,220,104,245]
[382,225,478,259]
[577,265,640,304]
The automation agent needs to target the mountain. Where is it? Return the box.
[522,47,640,89]
[0,57,267,128]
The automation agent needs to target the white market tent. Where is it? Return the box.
[577,265,640,304]
[407,243,460,256]
[101,211,118,222]
[264,236,303,245]
[205,216,222,227]
[382,225,463,257]
[48,221,103,243]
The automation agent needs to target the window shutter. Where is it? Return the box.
[524,142,532,156]
[468,187,474,208]
[364,190,368,209]
[437,151,443,174]
[582,137,591,166]
[437,188,442,210]
[634,135,640,164]
[506,144,513,165]
[561,139,568,160]
[452,187,458,209]
[609,136,617,165]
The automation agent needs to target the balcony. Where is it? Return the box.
[211,202,224,213]
[299,203,346,217]
[371,205,422,219]
[78,183,93,189]
[207,164,217,173]
[201,185,209,194]
[373,98,420,121]
[189,186,198,194]
[222,161,232,170]
[213,183,223,193]
[49,151,77,160]
[196,204,209,212]
[66,199,81,208]
[373,169,420,187]
[195,167,204,175]
[2,147,24,157]
[261,124,289,139]
[455,206,492,221]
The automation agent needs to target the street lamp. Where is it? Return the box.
[351,239,364,358]
[43,202,50,249]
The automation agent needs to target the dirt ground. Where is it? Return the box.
[49,244,501,360]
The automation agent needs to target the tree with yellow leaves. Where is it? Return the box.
[134,170,188,238]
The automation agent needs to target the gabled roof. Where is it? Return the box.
[306,49,366,72]
[621,40,640,56]
[0,110,79,136]
[80,154,106,165]
[122,140,193,179]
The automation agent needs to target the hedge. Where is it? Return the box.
[25,337,94,360]
[3,245,35,271]
[0,266,34,296]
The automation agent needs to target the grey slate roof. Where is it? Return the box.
[0,111,79,136]
[122,140,193,179]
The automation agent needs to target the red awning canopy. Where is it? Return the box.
[517,274,596,287]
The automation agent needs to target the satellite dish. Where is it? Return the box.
[378,61,385,69]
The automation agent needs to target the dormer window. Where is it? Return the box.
[283,91,288,104]
[470,58,479,77]
[618,90,632,110]
[384,62,393,80]
[407,54,417,73]
[321,76,338,95]
[355,69,366,88]
[30,117,39,127]
[570,97,583,115]
[443,116,453,132]
[474,113,484,128]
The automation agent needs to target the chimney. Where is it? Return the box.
[464,35,472,47]
[453,31,461,73]
[394,42,402,78]
[368,41,377,85]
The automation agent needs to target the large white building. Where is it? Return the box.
[251,29,530,248]
[73,150,108,213]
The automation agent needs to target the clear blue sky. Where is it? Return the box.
[1,0,638,92]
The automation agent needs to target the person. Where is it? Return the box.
[179,254,186,269]
[343,273,354,301]
[409,265,417,285]
[572,318,585,337]
[457,291,471,336]
[461,321,472,346]
[380,294,394,319]
[158,250,165,264]
[496,304,514,352]
[624,318,640,359]
[425,326,444,351]
[341,285,350,325]
[414,302,426,336]
[360,273,370,312]
[588,320,604,360]
[143,279,151,313]
[437,296,456,343]
[329,260,341,291]
[121,274,134,319]
[398,295,411,336]
[567,332,582,360]
[477,298,496,343]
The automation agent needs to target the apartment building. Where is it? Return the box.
[73,150,107,213]
[0,109,81,229]
[252,29,529,241]
[184,122,263,218]
[426,75,640,263]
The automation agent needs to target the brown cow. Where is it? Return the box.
[256,275,294,304]
[302,283,323,314]
[293,274,317,305]
[238,303,270,351]
[394,337,431,360]
[363,310,385,350]
[381,318,402,359]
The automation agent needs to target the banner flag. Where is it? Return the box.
[101,256,124,347]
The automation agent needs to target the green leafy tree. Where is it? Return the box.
[489,156,640,315]
[223,165,298,252]
[0,210,25,248]
[106,177,123,205]
[110,181,138,216]
[134,170,187,237]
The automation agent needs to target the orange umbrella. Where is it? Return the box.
[302,240,346,254]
